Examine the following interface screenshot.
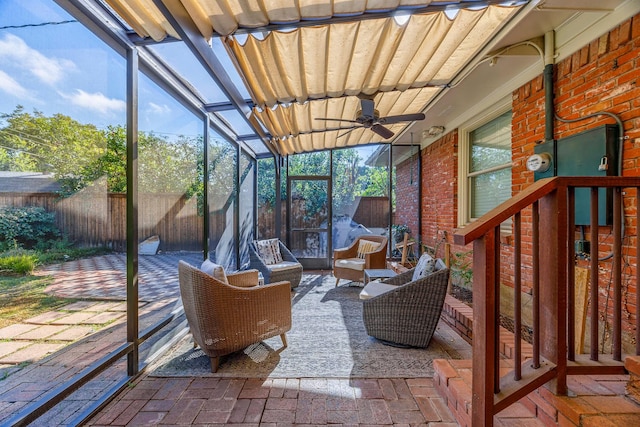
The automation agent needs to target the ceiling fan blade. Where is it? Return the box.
[315,117,361,124]
[360,98,375,118]
[336,127,359,139]
[371,124,394,139]
[379,113,426,125]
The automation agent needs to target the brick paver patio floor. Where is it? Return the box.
[0,253,476,426]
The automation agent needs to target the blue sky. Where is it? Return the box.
[0,0,213,139]
[0,0,375,159]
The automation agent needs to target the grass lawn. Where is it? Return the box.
[0,274,75,329]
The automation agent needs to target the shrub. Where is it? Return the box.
[0,206,62,250]
[0,254,37,275]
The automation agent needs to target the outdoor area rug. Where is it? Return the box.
[150,273,465,378]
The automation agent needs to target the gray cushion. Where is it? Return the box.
[201,259,228,284]
[412,253,437,282]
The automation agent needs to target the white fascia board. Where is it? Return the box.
[554,0,640,62]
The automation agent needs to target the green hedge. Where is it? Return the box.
[0,206,62,250]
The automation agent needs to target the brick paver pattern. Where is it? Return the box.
[87,376,460,426]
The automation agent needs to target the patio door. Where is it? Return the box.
[287,176,332,269]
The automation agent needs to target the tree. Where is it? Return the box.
[0,107,204,199]
[207,138,237,211]
[256,146,389,217]
[0,106,105,192]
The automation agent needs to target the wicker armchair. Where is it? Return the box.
[333,235,388,286]
[178,261,292,372]
[362,262,450,348]
[248,240,303,288]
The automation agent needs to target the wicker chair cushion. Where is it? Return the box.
[359,280,397,299]
[357,239,380,259]
[412,253,437,281]
[267,260,301,272]
[335,257,366,271]
[254,238,283,265]
[200,259,228,284]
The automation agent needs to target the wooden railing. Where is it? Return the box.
[454,176,640,426]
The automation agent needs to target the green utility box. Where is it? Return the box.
[533,125,619,225]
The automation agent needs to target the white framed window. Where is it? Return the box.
[458,108,512,227]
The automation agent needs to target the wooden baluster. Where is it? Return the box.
[540,186,568,395]
[590,187,599,361]
[532,201,540,369]
[567,187,576,361]
[514,212,522,380]
[613,187,622,361]
[637,186,640,356]
[472,229,498,426]
[494,226,501,394]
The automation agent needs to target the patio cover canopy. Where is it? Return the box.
[104,0,525,155]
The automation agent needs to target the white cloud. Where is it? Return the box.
[0,34,75,86]
[62,89,126,114]
[147,102,172,115]
[0,69,30,98]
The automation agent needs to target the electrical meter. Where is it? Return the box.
[526,152,552,172]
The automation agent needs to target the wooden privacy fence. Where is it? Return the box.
[0,192,204,252]
[2,192,390,252]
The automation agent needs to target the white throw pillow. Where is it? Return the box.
[412,253,437,282]
[201,259,228,284]
[357,239,379,259]
[254,238,283,265]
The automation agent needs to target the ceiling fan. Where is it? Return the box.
[315,96,425,139]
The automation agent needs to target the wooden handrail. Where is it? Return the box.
[455,177,559,245]
[452,175,640,427]
[455,176,640,246]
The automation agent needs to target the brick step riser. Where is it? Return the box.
[434,297,640,426]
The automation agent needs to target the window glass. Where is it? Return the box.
[0,1,124,258]
[471,168,511,217]
[239,150,255,268]
[331,145,389,250]
[257,157,277,240]
[208,133,237,269]
[470,111,512,172]
[468,110,512,219]
[138,74,203,257]
[288,151,329,176]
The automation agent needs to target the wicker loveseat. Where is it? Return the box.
[333,234,388,286]
[361,256,449,348]
[178,260,292,372]
[248,239,303,288]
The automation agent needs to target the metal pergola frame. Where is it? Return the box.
[6,0,502,424]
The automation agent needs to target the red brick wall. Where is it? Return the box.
[394,156,420,240]
[512,14,640,350]
[418,130,463,259]
[395,14,640,350]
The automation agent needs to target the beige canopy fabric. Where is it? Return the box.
[254,88,440,154]
[103,0,523,155]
